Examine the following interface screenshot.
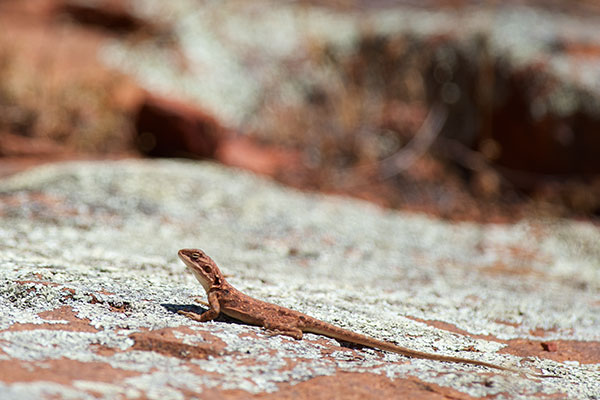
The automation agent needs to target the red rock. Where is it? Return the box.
[216,136,302,176]
[541,342,559,352]
[135,95,225,159]
[56,0,152,35]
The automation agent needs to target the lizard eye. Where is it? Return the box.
[191,252,201,259]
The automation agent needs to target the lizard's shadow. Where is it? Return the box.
[161,303,238,323]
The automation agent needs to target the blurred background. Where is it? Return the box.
[1,0,600,222]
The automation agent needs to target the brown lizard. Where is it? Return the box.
[177,248,555,377]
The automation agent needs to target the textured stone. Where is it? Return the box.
[0,160,598,399]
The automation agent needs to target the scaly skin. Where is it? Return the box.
[177,248,555,377]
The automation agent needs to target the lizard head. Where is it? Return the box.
[178,249,223,292]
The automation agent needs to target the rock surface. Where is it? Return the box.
[0,160,599,399]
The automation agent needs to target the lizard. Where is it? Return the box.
[177,248,555,377]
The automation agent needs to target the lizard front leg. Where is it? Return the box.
[179,290,221,322]
[192,296,209,307]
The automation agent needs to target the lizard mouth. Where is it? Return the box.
[177,250,198,271]
[177,249,213,292]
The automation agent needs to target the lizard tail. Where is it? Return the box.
[305,320,520,373]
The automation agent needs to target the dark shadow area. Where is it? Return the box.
[162,303,206,315]
[161,303,239,324]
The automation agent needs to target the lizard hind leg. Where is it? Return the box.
[262,320,303,340]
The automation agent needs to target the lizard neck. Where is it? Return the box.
[206,274,230,294]
[189,267,225,293]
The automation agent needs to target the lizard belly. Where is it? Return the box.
[222,308,264,326]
